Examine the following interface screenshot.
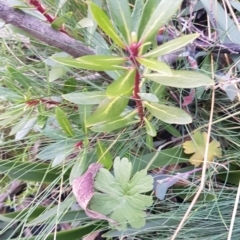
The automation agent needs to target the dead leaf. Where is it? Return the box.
[182,131,222,167]
[182,89,195,107]
[72,163,117,224]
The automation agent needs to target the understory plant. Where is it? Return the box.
[3,0,240,239]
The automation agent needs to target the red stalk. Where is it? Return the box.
[133,69,144,124]
[28,0,67,34]
[128,43,145,124]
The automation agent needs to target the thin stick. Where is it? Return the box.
[227,178,240,240]
[224,0,240,31]
[171,55,216,239]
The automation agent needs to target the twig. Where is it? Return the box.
[227,178,240,240]
[0,2,95,58]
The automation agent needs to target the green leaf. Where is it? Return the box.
[6,66,40,92]
[63,77,77,94]
[131,146,188,173]
[9,112,32,136]
[139,0,183,43]
[145,70,214,88]
[49,67,66,82]
[37,141,75,161]
[137,0,159,39]
[96,140,113,169]
[138,93,159,102]
[91,157,153,229]
[55,107,74,137]
[63,91,106,105]
[79,105,92,133]
[78,17,94,28]
[86,96,129,126]
[103,217,180,237]
[144,117,157,137]
[9,222,105,240]
[69,151,89,184]
[145,134,153,149]
[0,86,24,102]
[52,55,126,71]
[136,57,172,75]
[144,102,192,124]
[90,111,138,132]
[106,0,132,43]
[143,33,199,58]
[89,2,125,48]
[106,69,136,97]
[15,117,37,141]
[132,0,144,33]
[0,160,69,183]
[161,122,181,137]
[51,12,72,30]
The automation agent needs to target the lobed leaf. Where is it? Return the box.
[183,131,222,167]
[91,157,153,229]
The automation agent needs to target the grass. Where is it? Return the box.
[1,0,240,239]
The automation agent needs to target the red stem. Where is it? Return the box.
[29,0,67,34]
[133,68,144,124]
[128,43,145,124]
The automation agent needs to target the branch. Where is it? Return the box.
[0,2,95,58]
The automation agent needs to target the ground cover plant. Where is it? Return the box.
[1,0,240,239]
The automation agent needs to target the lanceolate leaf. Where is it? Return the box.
[144,117,157,137]
[106,0,132,43]
[86,96,129,126]
[79,105,92,133]
[143,33,199,58]
[106,69,136,97]
[90,111,138,132]
[96,140,113,169]
[62,91,106,105]
[52,55,126,71]
[144,102,192,124]
[136,57,172,75]
[89,2,125,48]
[137,0,159,39]
[51,12,72,30]
[145,70,214,88]
[139,0,183,43]
[131,0,144,33]
[55,107,74,137]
